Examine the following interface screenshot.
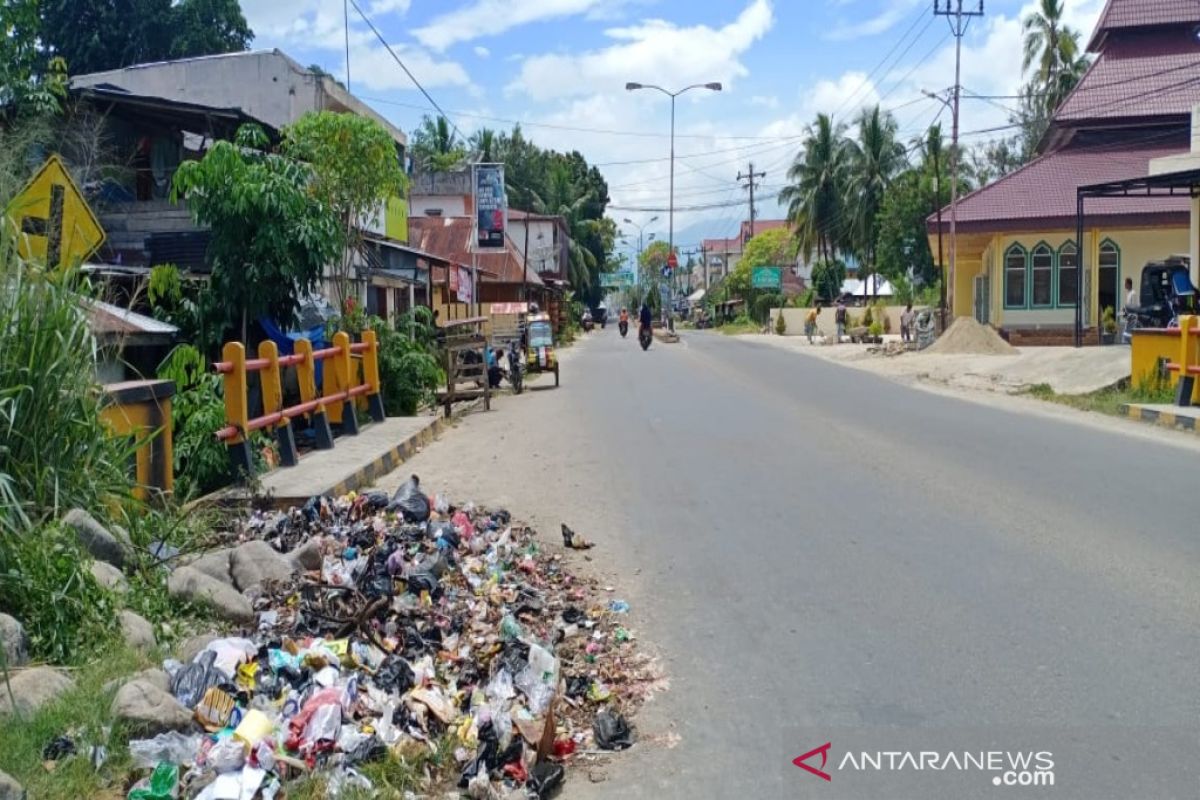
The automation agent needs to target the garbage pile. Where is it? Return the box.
[126,477,655,799]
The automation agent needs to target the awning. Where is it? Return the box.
[687,288,706,303]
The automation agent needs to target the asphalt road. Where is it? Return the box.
[388,328,1200,799]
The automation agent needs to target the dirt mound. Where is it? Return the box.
[926,316,1017,355]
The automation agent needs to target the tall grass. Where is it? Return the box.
[0,218,132,533]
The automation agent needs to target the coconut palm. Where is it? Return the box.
[844,105,907,298]
[531,162,598,292]
[469,127,496,162]
[1023,0,1090,116]
[778,113,849,265]
[411,115,465,172]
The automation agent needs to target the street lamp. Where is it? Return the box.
[626,81,722,327]
[622,215,659,273]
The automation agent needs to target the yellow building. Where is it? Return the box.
[929,0,1199,345]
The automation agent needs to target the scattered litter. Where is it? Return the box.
[608,600,630,614]
[593,709,635,751]
[561,524,594,550]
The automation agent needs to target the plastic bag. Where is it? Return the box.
[485,668,514,702]
[593,709,634,750]
[170,650,225,709]
[128,732,203,770]
[201,638,258,678]
[375,655,415,694]
[205,737,246,773]
[302,703,341,746]
[526,762,565,798]
[127,762,179,800]
[388,475,431,522]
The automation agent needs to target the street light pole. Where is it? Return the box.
[623,215,658,282]
[626,81,722,329]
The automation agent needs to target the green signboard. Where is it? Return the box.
[600,272,634,289]
[751,266,782,290]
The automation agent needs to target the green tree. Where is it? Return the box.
[810,259,846,303]
[1022,0,1080,94]
[0,0,67,116]
[844,105,906,298]
[740,227,797,270]
[876,169,935,286]
[532,161,598,292]
[171,124,340,348]
[638,239,671,284]
[779,113,849,264]
[38,0,251,75]
[411,115,466,172]
[282,111,408,309]
[469,127,497,161]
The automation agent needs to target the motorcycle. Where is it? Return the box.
[619,319,629,338]
[506,341,524,394]
[639,324,652,351]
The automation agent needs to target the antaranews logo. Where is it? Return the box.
[792,742,833,782]
[791,742,1055,789]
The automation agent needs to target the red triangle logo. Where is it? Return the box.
[793,742,833,782]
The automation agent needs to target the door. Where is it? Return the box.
[974,274,990,324]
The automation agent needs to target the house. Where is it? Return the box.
[701,219,803,290]
[508,209,570,284]
[928,0,1200,345]
[71,50,414,316]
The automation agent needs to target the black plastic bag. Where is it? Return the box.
[458,722,499,787]
[42,735,76,761]
[388,475,430,522]
[565,676,589,699]
[346,736,388,765]
[171,650,225,709]
[404,571,438,596]
[375,656,415,694]
[561,607,584,625]
[593,709,634,750]
[362,490,390,511]
[526,762,565,798]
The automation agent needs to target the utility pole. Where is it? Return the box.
[343,0,352,92]
[700,243,708,290]
[738,163,767,240]
[932,0,984,322]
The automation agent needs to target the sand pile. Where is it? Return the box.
[925,316,1017,355]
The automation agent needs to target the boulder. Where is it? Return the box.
[119,610,157,652]
[0,769,24,800]
[186,547,235,586]
[0,614,29,668]
[289,537,325,572]
[89,560,128,592]
[177,632,220,664]
[167,566,254,624]
[0,666,75,716]
[110,679,193,734]
[229,540,295,592]
[104,668,171,695]
[63,508,128,568]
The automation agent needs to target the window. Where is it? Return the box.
[1058,242,1078,307]
[1030,244,1053,307]
[1005,245,1027,308]
[1099,239,1120,312]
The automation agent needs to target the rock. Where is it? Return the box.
[119,610,157,652]
[186,548,235,586]
[89,560,128,592]
[0,667,75,716]
[167,566,254,624]
[110,679,193,734]
[0,769,24,800]
[104,668,170,695]
[177,632,220,664]
[63,508,128,568]
[0,614,29,668]
[229,540,295,592]
[289,537,325,571]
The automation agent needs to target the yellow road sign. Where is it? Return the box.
[8,154,105,269]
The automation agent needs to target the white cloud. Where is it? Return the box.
[827,0,921,42]
[474,46,491,58]
[508,0,774,101]
[414,0,607,51]
[350,45,472,92]
[750,95,780,109]
[370,0,411,13]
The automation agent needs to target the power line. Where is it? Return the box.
[830,7,933,121]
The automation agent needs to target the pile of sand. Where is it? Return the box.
[925,316,1017,356]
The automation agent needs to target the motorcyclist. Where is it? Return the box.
[639,302,653,333]
[619,308,629,325]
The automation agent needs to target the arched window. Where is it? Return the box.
[1030,243,1054,307]
[1004,244,1027,308]
[1058,241,1078,308]
[1099,239,1121,313]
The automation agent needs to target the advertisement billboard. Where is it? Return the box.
[473,163,507,249]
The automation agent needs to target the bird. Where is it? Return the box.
[561,523,594,550]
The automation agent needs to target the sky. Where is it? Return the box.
[240,0,1108,263]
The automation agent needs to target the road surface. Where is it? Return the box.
[381,329,1200,799]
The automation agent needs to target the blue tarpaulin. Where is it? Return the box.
[259,317,327,384]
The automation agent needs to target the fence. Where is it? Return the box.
[214,330,385,477]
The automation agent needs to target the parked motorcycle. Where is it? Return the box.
[506,341,524,394]
[639,324,652,351]
[619,320,629,338]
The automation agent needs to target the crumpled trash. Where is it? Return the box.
[389,475,431,522]
[593,709,634,750]
[42,735,76,761]
[560,524,594,550]
[170,650,226,709]
[526,762,565,798]
[608,600,630,614]
[128,732,203,770]
[127,762,179,800]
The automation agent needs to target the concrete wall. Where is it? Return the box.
[770,305,915,336]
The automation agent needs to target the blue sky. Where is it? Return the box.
[242,0,1107,258]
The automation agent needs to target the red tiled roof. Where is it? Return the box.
[1088,0,1200,51]
[702,236,741,253]
[408,216,542,286]
[1056,36,1200,123]
[927,141,1191,234]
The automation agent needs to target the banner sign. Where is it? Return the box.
[751,266,783,290]
[600,272,634,289]
[457,267,473,303]
[473,163,507,249]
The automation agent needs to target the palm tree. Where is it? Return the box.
[1023,0,1089,116]
[411,115,464,172]
[469,127,496,162]
[778,113,848,266]
[844,105,906,299]
[531,163,597,292]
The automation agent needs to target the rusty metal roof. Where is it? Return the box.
[408,216,542,286]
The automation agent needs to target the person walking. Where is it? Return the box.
[900,303,915,343]
[834,299,847,343]
[805,304,821,344]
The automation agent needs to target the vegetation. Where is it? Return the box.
[1024,376,1174,417]
[775,311,787,336]
[283,111,409,310]
[333,305,445,417]
[0,0,68,116]
[37,0,251,75]
[780,113,848,265]
[410,115,467,173]
[172,124,341,348]
[1102,305,1118,335]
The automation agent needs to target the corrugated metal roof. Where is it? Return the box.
[88,300,179,336]
[1089,0,1200,51]
[408,217,543,286]
[928,141,1191,233]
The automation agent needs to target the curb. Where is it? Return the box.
[1119,403,1197,432]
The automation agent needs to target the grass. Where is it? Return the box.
[0,642,152,799]
[715,316,762,336]
[287,735,458,799]
[1022,376,1175,417]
